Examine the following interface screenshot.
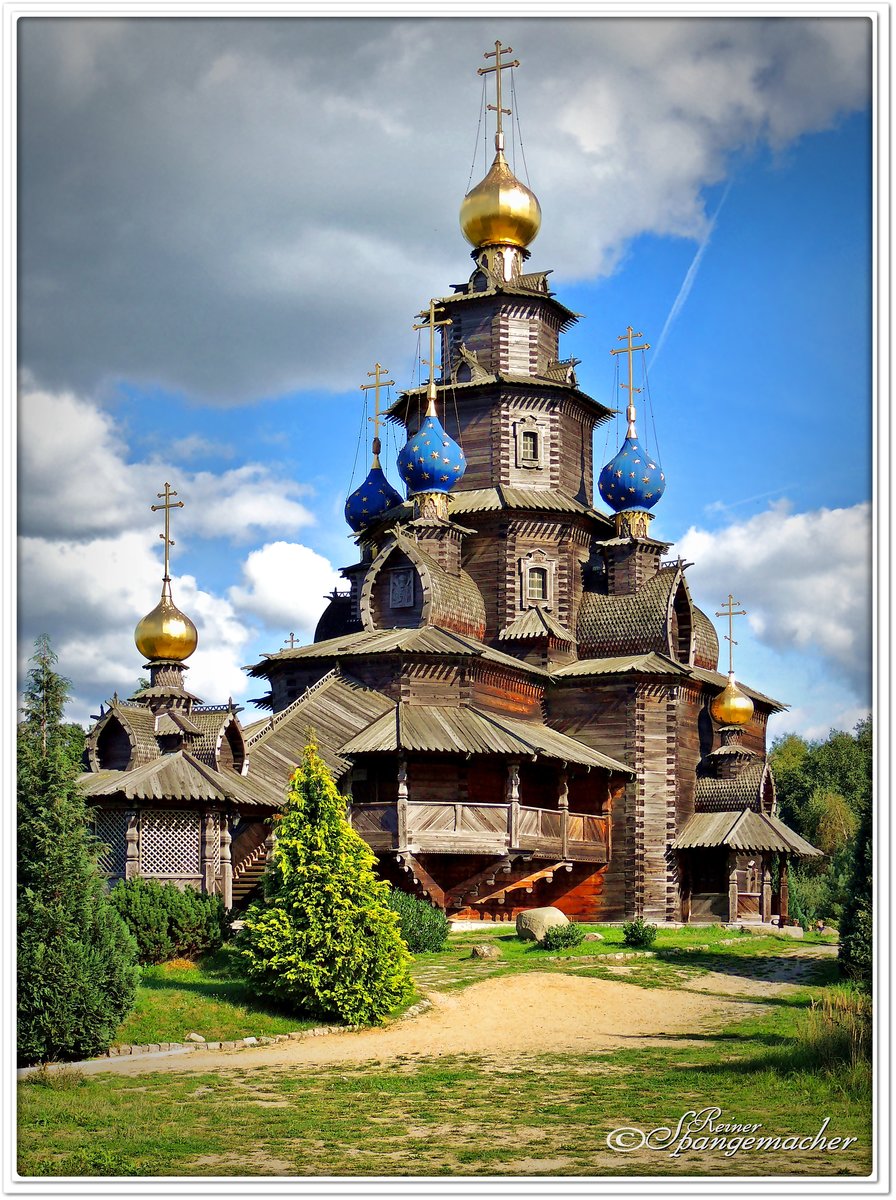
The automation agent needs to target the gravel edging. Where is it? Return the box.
[18,999,436,1078]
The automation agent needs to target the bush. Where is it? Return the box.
[17,638,140,1066]
[237,742,413,1025]
[109,878,230,965]
[622,918,657,948]
[386,889,449,952]
[540,922,585,950]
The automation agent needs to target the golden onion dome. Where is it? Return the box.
[135,585,198,662]
[460,150,541,249]
[710,672,754,726]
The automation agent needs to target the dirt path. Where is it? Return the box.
[32,944,836,1079]
[63,972,757,1077]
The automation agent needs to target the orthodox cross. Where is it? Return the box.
[360,362,394,458]
[283,632,298,649]
[610,326,651,438]
[150,483,184,581]
[478,40,519,151]
[413,300,452,413]
[715,593,748,674]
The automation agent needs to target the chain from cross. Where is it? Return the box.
[150,483,184,581]
[715,593,748,675]
[610,326,651,438]
[361,362,394,455]
[478,40,520,151]
[413,300,452,412]
[283,632,298,649]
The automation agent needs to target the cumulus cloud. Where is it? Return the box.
[17,382,340,722]
[18,531,253,722]
[18,382,315,542]
[229,541,342,635]
[679,500,872,702]
[17,17,870,403]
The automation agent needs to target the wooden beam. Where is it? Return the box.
[395,852,446,909]
[469,861,571,905]
[445,854,524,905]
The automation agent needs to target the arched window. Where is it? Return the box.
[528,567,548,602]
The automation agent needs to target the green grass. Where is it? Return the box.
[113,946,321,1045]
[19,927,869,1178]
[18,990,871,1177]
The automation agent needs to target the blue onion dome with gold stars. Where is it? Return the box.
[598,436,665,513]
[397,406,466,496]
[345,438,403,531]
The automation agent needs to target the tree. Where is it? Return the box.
[17,637,139,1065]
[237,741,412,1025]
[839,802,872,988]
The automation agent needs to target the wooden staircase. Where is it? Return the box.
[230,823,270,905]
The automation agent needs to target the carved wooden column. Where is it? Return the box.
[125,810,140,880]
[761,857,773,924]
[558,770,569,860]
[397,759,408,849]
[507,762,521,847]
[264,825,277,867]
[727,851,739,924]
[202,811,217,894]
[220,817,233,909]
[779,853,789,925]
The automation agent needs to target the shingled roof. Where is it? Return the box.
[672,810,822,857]
[341,701,634,774]
[694,759,770,813]
[360,532,486,640]
[576,566,680,657]
[549,652,689,679]
[246,670,394,784]
[498,607,574,642]
[247,625,549,679]
[80,751,283,809]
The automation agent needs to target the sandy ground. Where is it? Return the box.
[58,970,757,1077]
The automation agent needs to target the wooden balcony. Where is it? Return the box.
[348,799,610,863]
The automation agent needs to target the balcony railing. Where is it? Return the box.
[348,799,609,863]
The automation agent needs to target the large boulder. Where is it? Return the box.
[516,907,569,943]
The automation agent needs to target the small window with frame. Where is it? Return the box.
[521,429,539,463]
[514,415,546,470]
[527,566,548,602]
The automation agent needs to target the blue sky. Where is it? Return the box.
[15,16,873,740]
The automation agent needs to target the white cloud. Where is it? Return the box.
[679,500,872,702]
[229,541,341,636]
[17,17,870,403]
[16,383,341,722]
[18,381,316,543]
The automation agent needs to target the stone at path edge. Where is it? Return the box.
[470,944,501,959]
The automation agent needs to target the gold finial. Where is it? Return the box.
[710,594,753,726]
[610,326,650,438]
[135,483,197,663]
[413,301,452,415]
[360,362,394,464]
[715,593,748,675]
[478,39,520,152]
[151,482,184,582]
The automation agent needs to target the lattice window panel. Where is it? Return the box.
[92,809,128,876]
[140,810,201,875]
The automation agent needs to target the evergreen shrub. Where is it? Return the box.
[622,918,658,948]
[108,878,230,965]
[237,742,413,1025]
[17,637,140,1065]
[386,888,449,952]
[540,922,585,950]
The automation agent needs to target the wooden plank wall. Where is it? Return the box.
[468,665,543,719]
[636,684,678,921]
[547,682,635,919]
[399,661,460,706]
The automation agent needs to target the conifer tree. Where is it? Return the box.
[839,802,872,989]
[17,637,139,1065]
[238,741,412,1025]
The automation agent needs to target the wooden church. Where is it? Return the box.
[79,44,820,924]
